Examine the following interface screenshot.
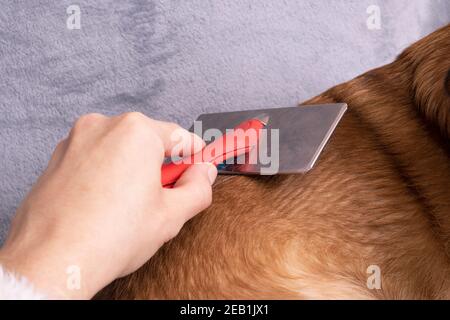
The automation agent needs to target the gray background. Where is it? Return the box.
[0,0,449,243]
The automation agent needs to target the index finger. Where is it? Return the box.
[148,118,205,159]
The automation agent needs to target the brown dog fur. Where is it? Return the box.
[97,25,450,299]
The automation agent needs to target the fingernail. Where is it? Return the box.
[206,163,218,185]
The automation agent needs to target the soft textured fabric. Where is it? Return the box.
[0,1,449,243]
[0,265,46,299]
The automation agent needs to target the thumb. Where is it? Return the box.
[164,163,218,222]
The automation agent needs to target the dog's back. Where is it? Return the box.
[99,25,450,299]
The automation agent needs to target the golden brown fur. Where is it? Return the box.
[98,25,450,299]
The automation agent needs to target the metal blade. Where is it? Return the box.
[190,103,347,175]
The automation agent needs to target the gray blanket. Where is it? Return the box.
[0,0,449,243]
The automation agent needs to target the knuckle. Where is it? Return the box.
[167,122,189,148]
[120,112,148,126]
[191,182,213,208]
[118,113,167,158]
[158,205,183,241]
[74,113,104,129]
[119,112,151,136]
[166,223,182,241]
[166,121,182,132]
[70,113,105,142]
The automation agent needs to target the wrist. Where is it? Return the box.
[0,240,107,299]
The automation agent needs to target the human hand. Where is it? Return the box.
[0,112,217,299]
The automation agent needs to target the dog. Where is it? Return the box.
[97,24,450,299]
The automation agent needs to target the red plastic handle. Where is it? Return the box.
[161,118,265,188]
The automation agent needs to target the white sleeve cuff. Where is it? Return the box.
[0,264,47,300]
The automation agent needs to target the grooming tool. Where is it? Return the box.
[161,114,269,188]
[191,103,347,175]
